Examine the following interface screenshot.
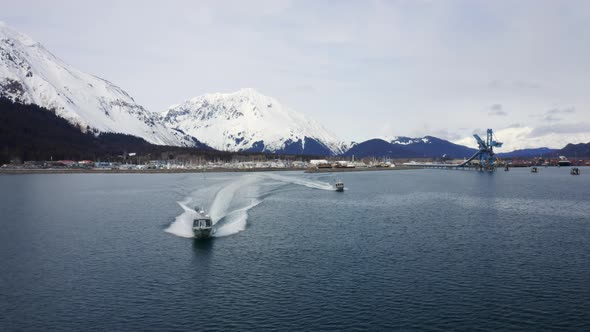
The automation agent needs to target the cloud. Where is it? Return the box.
[456,122,590,151]
[488,104,508,116]
[546,107,575,115]
[514,80,541,90]
[488,80,541,90]
[293,84,317,94]
[528,122,590,137]
[543,114,561,122]
[429,128,462,141]
[542,107,576,122]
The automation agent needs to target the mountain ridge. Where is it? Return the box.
[497,147,558,158]
[0,22,196,146]
[343,136,477,159]
[162,88,345,155]
[0,97,214,164]
[1,23,584,158]
[558,142,590,158]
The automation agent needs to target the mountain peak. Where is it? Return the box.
[0,22,196,147]
[378,135,431,145]
[188,88,271,104]
[235,87,263,96]
[163,89,344,155]
[0,22,38,47]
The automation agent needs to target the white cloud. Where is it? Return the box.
[529,122,589,137]
[454,125,590,151]
[488,104,507,116]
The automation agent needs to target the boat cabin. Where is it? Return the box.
[193,218,212,228]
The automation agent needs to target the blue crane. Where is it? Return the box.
[459,129,503,170]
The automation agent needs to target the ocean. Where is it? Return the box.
[1,168,589,331]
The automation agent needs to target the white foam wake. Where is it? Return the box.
[259,173,335,191]
[213,200,262,237]
[166,173,336,238]
[164,199,198,238]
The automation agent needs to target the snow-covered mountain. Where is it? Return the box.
[162,88,345,155]
[0,22,197,147]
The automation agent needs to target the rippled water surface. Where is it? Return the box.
[1,168,589,331]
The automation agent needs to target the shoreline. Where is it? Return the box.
[304,166,413,173]
[0,166,414,175]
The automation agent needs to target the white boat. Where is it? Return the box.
[193,208,214,239]
[335,179,344,192]
[558,156,571,167]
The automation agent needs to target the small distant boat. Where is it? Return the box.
[531,166,538,173]
[558,156,571,167]
[570,167,580,175]
[504,165,509,171]
[193,207,214,239]
[335,179,344,192]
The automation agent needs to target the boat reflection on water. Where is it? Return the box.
[192,237,215,251]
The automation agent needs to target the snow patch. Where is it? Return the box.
[162,88,345,154]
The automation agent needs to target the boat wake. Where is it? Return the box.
[164,200,201,238]
[165,173,333,238]
[261,173,335,191]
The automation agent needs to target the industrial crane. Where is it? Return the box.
[459,129,503,170]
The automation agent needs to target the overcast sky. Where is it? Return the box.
[3,0,590,150]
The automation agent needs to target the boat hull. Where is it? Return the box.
[193,228,213,239]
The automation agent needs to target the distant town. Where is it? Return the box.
[2,154,588,173]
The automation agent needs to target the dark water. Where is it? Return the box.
[1,168,589,331]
